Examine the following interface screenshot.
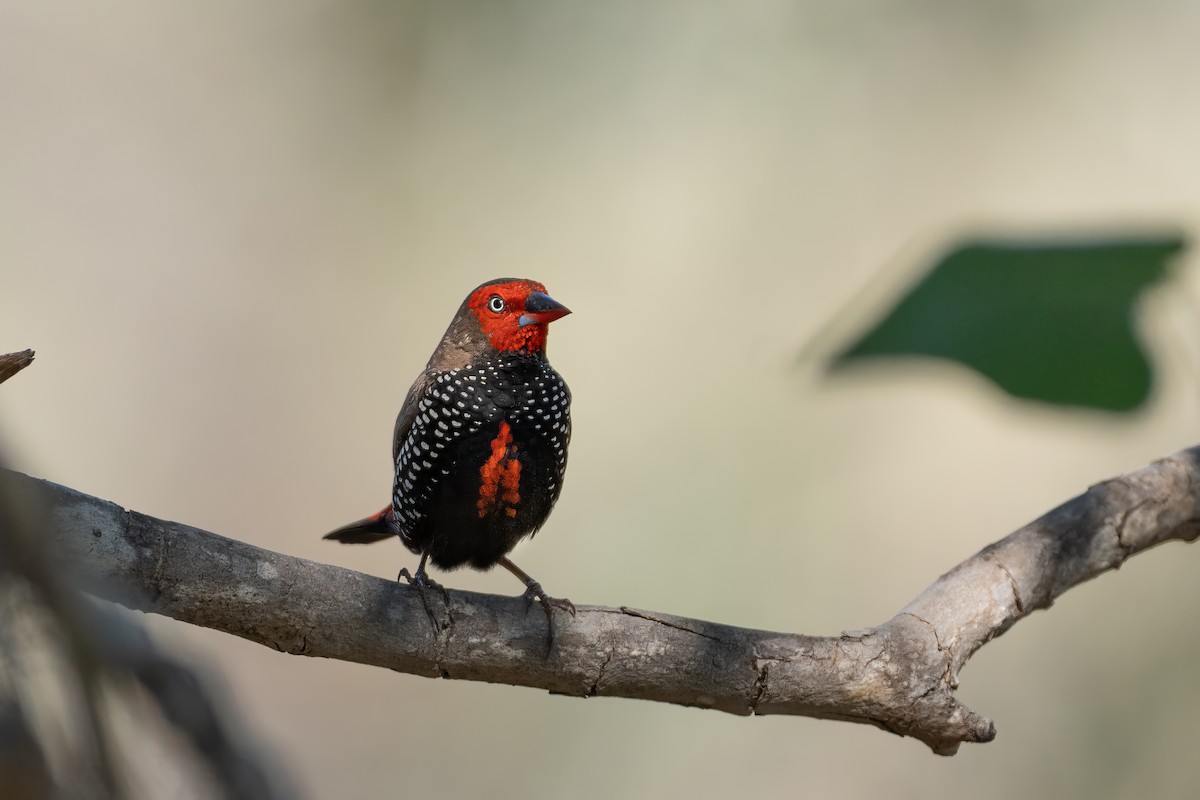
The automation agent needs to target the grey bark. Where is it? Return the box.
[0,465,297,800]
[4,447,1198,756]
[0,349,34,385]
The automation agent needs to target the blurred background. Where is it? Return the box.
[3,1,1200,797]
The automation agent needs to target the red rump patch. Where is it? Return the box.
[467,279,551,353]
[477,421,522,518]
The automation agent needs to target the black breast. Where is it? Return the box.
[392,353,571,570]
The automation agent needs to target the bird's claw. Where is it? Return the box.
[398,567,450,604]
[520,581,575,653]
[398,567,449,633]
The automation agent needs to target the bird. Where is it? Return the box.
[323,278,574,637]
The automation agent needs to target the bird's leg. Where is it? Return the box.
[498,556,575,647]
[398,550,449,632]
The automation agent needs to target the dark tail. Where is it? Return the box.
[322,506,396,544]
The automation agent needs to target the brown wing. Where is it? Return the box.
[391,303,485,464]
[392,370,433,464]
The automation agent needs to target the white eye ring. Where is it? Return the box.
[487,295,505,313]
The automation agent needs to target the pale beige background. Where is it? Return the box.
[3,2,1200,798]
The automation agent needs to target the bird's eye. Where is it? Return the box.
[486,295,506,314]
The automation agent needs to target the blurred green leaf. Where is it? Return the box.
[830,235,1185,411]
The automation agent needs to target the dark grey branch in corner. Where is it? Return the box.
[0,350,35,385]
[4,447,1199,756]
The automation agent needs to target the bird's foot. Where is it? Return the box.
[398,567,450,603]
[520,580,576,651]
[398,567,450,633]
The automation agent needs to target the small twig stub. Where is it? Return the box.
[0,350,35,385]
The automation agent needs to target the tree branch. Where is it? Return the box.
[0,350,35,385]
[2,350,295,798]
[4,447,1198,756]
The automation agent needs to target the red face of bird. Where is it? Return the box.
[466,279,571,353]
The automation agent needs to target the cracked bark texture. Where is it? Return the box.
[4,446,1198,756]
[0,350,35,385]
